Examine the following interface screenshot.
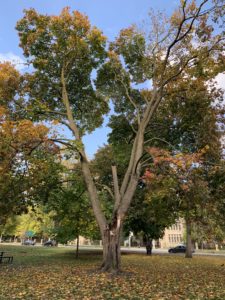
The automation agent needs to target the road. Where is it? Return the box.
[77,245,225,257]
[2,242,225,257]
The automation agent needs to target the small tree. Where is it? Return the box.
[46,180,100,258]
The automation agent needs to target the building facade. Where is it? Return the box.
[158,219,185,248]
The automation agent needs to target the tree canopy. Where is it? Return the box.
[1,0,223,272]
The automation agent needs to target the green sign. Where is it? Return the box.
[25,230,35,237]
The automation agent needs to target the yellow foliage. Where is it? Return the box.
[0,62,20,101]
[73,10,90,31]
[52,119,60,126]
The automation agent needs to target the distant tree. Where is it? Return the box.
[0,216,19,241]
[14,207,55,240]
[191,220,225,248]
[124,187,178,255]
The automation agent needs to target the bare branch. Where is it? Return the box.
[49,138,75,150]
[130,123,137,134]
[95,182,114,200]
[163,56,197,87]
[61,67,81,141]
[162,0,209,75]
[112,165,121,212]
[144,137,176,149]
[43,110,67,117]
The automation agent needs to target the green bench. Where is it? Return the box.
[0,251,13,264]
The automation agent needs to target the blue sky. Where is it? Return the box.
[0,0,223,157]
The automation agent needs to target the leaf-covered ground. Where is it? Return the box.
[0,245,225,299]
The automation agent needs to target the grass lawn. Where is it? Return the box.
[0,245,225,299]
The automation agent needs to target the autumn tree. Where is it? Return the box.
[144,147,216,257]
[0,108,61,223]
[203,161,225,244]
[148,75,225,257]
[107,23,225,256]
[0,63,62,224]
[16,1,224,272]
[107,70,224,256]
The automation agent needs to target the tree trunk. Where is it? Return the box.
[76,235,79,259]
[100,218,122,273]
[145,237,153,255]
[185,219,193,258]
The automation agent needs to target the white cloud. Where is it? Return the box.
[0,52,26,71]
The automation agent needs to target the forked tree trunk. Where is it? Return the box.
[100,218,122,273]
[185,219,193,258]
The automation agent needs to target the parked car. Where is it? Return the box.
[168,245,186,253]
[43,240,54,247]
[168,245,195,253]
[23,240,36,246]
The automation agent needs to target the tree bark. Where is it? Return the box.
[100,217,122,273]
[185,218,193,258]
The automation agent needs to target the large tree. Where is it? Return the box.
[16,1,224,272]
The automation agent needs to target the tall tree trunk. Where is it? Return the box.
[185,218,193,258]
